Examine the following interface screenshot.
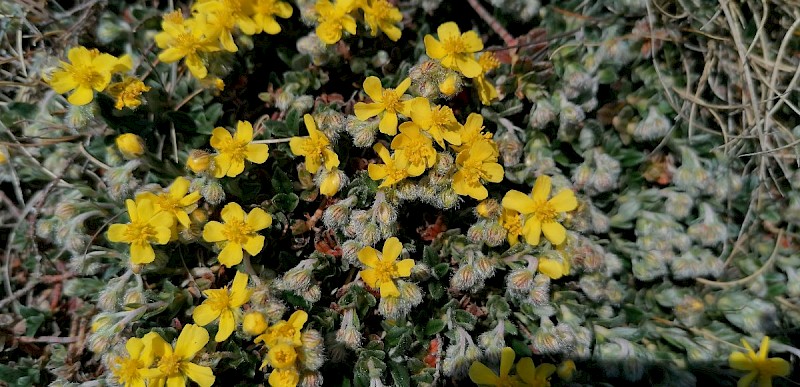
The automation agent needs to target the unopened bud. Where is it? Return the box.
[201,180,226,205]
[437,188,460,209]
[451,265,477,291]
[434,152,454,174]
[116,134,145,159]
[438,74,462,98]
[187,150,213,174]
[243,311,269,335]
[476,199,500,219]
[299,330,325,370]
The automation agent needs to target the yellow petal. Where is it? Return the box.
[382,237,402,262]
[468,361,499,385]
[246,208,272,231]
[215,309,235,342]
[461,30,484,51]
[243,235,265,256]
[379,112,399,136]
[362,76,384,101]
[107,224,129,242]
[126,337,146,359]
[289,137,307,157]
[765,357,791,376]
[235,121,254,142]
[153,226,171,245]
[535,363,557,380]
[229,272,252,306]
[358,246,380,268]
[456,56,482,78]
[221,202,245,223]
[173,324,209,360]
[130,242,155,264]
[758,336,770,360]
[182,362,215,387]
[354,102,385,121]
[225,160,245,177]
[169,177,190,198]
[522,218,542,246]
[541,222,567,245]
[360,268,380,289]
[379,280,400,297]
[395,77,412,95]
[303,114,317,134]
[424,35,445,59]
[738,371,758,387]
[483,163,504,183]
[516,357,537,384]
[538,258,564,280]
[246,144,269,164]
[68,87,94,105]
[501,190,536,214]
[395,259,415,277]
[218,243,244,267]
[150,211,175,230]
[193,303,221,326]
[185,54,208,79]
[532,175,552,203]
[437,22,460,41]
[549,189,578,212]
[158,47,185,63]
[202,222,226,242]
[499,347,515,377]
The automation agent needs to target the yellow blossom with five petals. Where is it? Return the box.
[729,336,790,387]
[269,368,300,387]
[250,0,293,34]
[354,76,412,135]
[193,271,253,342]
[474,52,501,105]
[452,141,504,200]
[391,123,437,177]
[255,310,308,347]
[210,120,270,178]
[289,114,340,173]
[501,175,578,246]
[367,143,410,188]
[47,46,132,105]
[107,199,174,265]
[357,237,414,297]
[146,324,215,387]
[314,0,357,44]
[136,177,202,228]
[108,333,160,387]
[155,11,220,79]
[406,97,461,148]
[424,22,484,78]
[202,202,272,267]
[361,0,402,41]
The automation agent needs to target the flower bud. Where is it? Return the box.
[476,199,501,219]
[372,196,397,227]
[557,359,577,381]
[243,311,269,335]
[378,295,402,319]
[317,167,346,197]
[116,134,145,159]
[394,181,419,201]
[299,330,325,370]
[634,107,670,141]
[299,371,324,387]
[398,281,423,307]
[438,74,462,98]
[323,197,355,229]
[451,265,477,291]
[335,309,362,350]
[529,99,556,130]
[436,188,460,209]
[507,267,536,292]
[484,221,507,247]
[434,152,454,175]
[300,284,321,303]
[345,117,379,148]
[187,150,213,174]
[467,221,488,244]
[123,289,145,310]
[359,222,381,246]
[200,180,226,206]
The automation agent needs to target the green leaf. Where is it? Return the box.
[424,319,446,336]
[389,360,411,387]
[271,167,293,194]
[432,263,449,279]
[427,282,445,300]
[19,306,45,337]
[271,193,299,212]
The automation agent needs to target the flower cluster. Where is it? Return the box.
[155,0,293,79]
[313,0,402,44]
[251,310,325,386]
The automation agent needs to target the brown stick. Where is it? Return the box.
[466,0,516,47]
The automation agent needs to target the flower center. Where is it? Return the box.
[459,160,484,183]
[220,139,249,163]
[175,32,201,52]
[429,106,454,129]
[124,221,156,243]
[222,220,253,244]
[268,344,297,368]
[373,259,396,283]
[113,357,143,383]
[71,66,104,88]
[479,52,500,72]
[207,287,232,310]
[302,138,327,159]
[157,354,182,377]
[443,36,466,55]
[533,199,557,223]
[496,375,515,387]
[368,0,392,19]
[155,193,181,213]
[503,213,522,236]
[381,89,402,112]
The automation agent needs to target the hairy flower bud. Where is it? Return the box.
[116,133,145,159]
[187,150,213,174]
[200,180,226,206]
[243,311,269,336]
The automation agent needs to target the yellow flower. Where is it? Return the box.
[250,0,293,34]
[109,334,159,387]
[474,52,500,105]
[424,22,483,78]
[406,97,461,148]
[47,46,131,105]
[455,113,496,154]
[391,123,436,177]
[729,336,790,387]
[108,77,151,110]
[438,74,460,97]
[202,202,272,267]
[289,114,340,173]
[468,347,519,386]
[255,310,308,347]
[453,141,504,200]
[107,199,174,265]
[116,133,145,159]
[210,120,270,178]
[361,0,402,41]
[193,271,252,342]
[357,237,414,297]
[242,311,269,336]
[314,0,357,45]
[501,176,578,246]
[136,177,202,228]
[354,76,411,136]
[146,324,215,387]
[193,0,252,52]
[556,359,576,381]
[516,357,557,387]
[155,11,220,79]
[367,143,409,188]
[536,256,569,280]
[268,368,300,387]
[266,343,298,369]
